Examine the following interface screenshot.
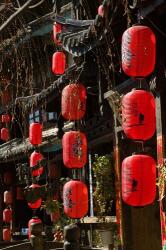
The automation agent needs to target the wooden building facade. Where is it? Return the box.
[0,0,166,250]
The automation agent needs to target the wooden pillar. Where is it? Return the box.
[105,82,162,250]
[11,184,16,234]
[154,19,166,249]
[113,121,124,248]
[0,180,3,241]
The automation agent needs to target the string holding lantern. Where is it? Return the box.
[27,184,42,210]
[122,89,156,141]
[3,208,12,223]
[122,154,156,206]
[63,180,88,218]
[61,83,87,121]
[1,128,10,142]
[62,131,87,168]
[30,150,44,177]
[29,122,42,146]
[53,22,62,45]
[52,52,66,75]
[121,25,156,77]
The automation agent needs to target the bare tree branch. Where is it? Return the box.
[0,0,35,34]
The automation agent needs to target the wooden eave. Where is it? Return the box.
[0,127,59,163]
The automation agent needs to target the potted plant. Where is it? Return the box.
[92,154,115,247]
[92,154,115,219]
[157,159,166,211]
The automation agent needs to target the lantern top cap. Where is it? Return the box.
[31,122,41,124]
[131,87,147,91]
[131,152,150,155]
[130,24,153,29]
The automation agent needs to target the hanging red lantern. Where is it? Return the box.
[28,217,42,239]
[53,22,62,45]
[3,228,11,241]
[63,180,88,218]
[122,89,156,141]
[30,151,44,177]
[52,52,66,75]
[16,187,24,200]
[29,122,42,146]
[1,128,10,141]
[62,131,87,168]
[3,208,12,223]
[4,191,12,204]
[98,5,104,17]
[3,171,13,185]
[28,184,42,209]
[122,154,156,206]
[61,83,87,121]
[121,25,156,77]
[1,114,10,123]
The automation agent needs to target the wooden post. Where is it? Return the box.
[154,21,166,249]
[0,182,3,241]
[156,92,166,249]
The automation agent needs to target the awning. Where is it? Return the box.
[14,64,78,110]
[55,15,105,56]
[0,127,60,163]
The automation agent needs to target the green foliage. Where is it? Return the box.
[92,154,115,217]
[42,199,61,214]
[24,184,47,203]
[157,159,166,199]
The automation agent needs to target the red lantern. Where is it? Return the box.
[122,89,156,141]
[29,122,42,146]
[121,25,156,77]
[1,128,10,141]
[28,217,42,239]
[3,171,13,185]
[98,5,104,17]
[1,114,10,123]
[52,52,66,75]
[61,83,86,121]
[3,208,12,223]
[122,154,156,206]
[28,184,42,209]
[3,228,11,241]
[62,131,87,168]
[16,187,24,200]
[4,191,12,204]
[30,151,44,177]
[53,22,62,45]
[63,180,88,218]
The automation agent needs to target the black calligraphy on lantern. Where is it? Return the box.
[63,187,76,209]
[72,135,83,160]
